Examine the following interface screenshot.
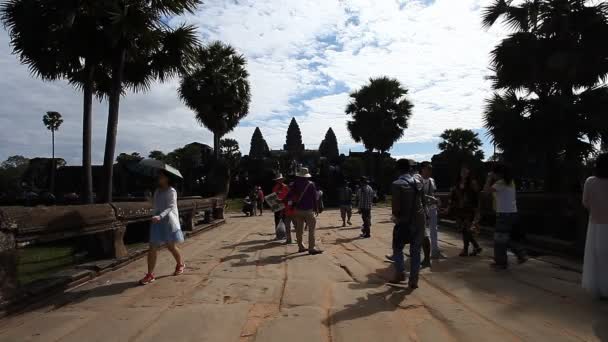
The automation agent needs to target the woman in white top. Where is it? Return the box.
[484,162,528,269]
[582,153,608,299]
[140,170,185,285]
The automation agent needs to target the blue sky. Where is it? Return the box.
[0,0,506,164]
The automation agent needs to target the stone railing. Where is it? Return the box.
[436,192,588,255]
[0,196,225,302]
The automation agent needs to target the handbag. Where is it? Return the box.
[276,219,286,239]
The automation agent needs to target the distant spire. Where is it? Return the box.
[249,127,270,158]
[284,117,304,155]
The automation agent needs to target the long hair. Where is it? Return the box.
[596,153,608,179]
[455,165,474,190]
[492,162,514,186]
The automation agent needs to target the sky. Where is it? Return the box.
[0,0,508,165]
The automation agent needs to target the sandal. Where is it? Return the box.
[139,273,155,285]
[174,263,185,276]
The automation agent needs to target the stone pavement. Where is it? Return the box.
[1,208,607,342]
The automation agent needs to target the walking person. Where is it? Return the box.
[289,168,323,255]
[272,174,289,240]
[420,162,445,262]
[357,177,375,238]
[389,159,426,289]
[582,153,608,299]
[483,162,528,269]
[256,186,265,216]
[449,165,483,257]
[140,171,185,285]
[338,182,353,227]
[250,187,258,216]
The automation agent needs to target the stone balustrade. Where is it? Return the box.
[0,196,225,302]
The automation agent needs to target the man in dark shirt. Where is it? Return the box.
[288,168,322,255]
[390,159,425,289]
[337,182,353,227]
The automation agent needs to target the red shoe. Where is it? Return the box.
[139,273,155,285]
[174,263,185,276]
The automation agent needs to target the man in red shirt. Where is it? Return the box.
[272,175,289,240]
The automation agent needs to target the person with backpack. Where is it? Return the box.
[389,159,426,288]
[288,168,323,255]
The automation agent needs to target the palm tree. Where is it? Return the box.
[178,41,252,159]
[42,111,63,193]
[2,0,112,203]
[437,129,485,162]
[482,0,608,190]
[99,0,200,202]
[346,77,413,153]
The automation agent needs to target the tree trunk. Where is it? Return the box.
[50,130,55,194]
[82,62,95,204]
[100,49,126,203]
[214,132,221,160]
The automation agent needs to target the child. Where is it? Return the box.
[139,170,185,285]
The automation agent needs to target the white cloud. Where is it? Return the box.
[0,0,507,164]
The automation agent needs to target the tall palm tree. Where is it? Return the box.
[482,0,608,190]
[99,0,200,202]
[2,0,111,203]
[346,76,413,153]
[178,41,252,159]
[42,111,63,193]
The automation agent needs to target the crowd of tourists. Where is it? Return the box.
[136,152,608,300]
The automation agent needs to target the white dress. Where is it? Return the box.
[582,177,608,298]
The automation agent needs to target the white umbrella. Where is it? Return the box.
[137,159,183,179]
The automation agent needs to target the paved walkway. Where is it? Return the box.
[1,208,607,342]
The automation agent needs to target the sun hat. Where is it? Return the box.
[296,167,312,178]
[273,174,284,181]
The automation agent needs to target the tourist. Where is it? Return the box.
[316,187,324,214]
[249,187,258,216]
[582,152,608,299]
[420,161,445,262]
[140,170,185,285]
[272,174,289,240]
[288,167,322,255]
[449,165,483,257]
[338,182,353,226]
[357,177,375,238]
[256,186,265,216]
[389,159,425,288]
[283,181,297,244]
[242,196,254,216]
[483,162,527,269]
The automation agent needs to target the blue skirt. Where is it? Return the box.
[149,222,184,246]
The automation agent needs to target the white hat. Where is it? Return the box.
[273,174,284,181]
[296,167,312,178]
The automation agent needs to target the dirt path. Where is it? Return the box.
[0,208,606,342]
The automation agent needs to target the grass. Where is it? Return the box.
[225,197,244,213]
[17,243,88,285]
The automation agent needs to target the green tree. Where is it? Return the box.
[284,117,304,156]
[319,127,339,161]
[42,111,63,193]
[179,41,252,159]
[249,127,270,159]
[2,0,114,203]
[0,155,30,196]
[482,0,608,191]
[116,152,143,164]
[99,0,200,202]
[346,77,414,153]
[148,150,167,161]
[220,138,241,170]
[438,129,485,162]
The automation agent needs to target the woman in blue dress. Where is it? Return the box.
[140,170,185,285]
